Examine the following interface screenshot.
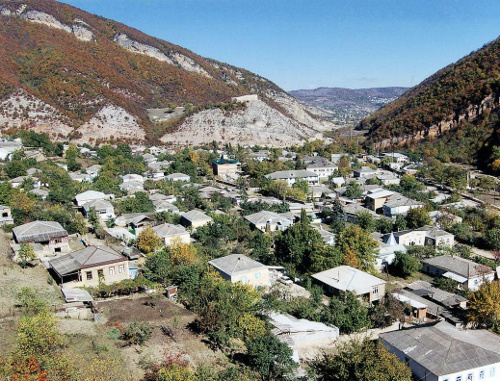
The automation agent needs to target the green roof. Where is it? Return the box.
[213,158,239,165]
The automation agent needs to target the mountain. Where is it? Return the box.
[358,37,500,160]
[0,0,334,146]
[289,87,408,126]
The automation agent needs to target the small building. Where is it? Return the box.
[75,190,110,207]
[180,210,213,229]
[406,280,467,310]
[0,205,13,226]
[422,255,494,291]
[382,193,424,217]
[70,172,93,183]
[365,189,394,212]
[152,199,179,214]
[391,291,429,321]
[306,158,338,179]
[343,203,378,223]
[9,176,41,189]
[121,174,145,183]
[244,210,294,232]
[209,254,269,287]
[353,166,378,178]
[380,321,500,381]
[212,158,240,176]
[12,220,70,257]
[119,180,144,194]
[380,152,410,164]
[82,199,115,221]
[311,265,386,303]
[165,172,191,182]
[372,232,407,270]
[153,223,191,246]
[265,170,320,186]
[312,224,336,246]
[49,245,130,288]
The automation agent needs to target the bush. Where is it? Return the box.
[121,321,153,345]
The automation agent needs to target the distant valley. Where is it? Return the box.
[290,87,409,126]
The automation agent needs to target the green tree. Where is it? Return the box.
[406,207,432,229]
[4,160,27,179]
[121,321,153,345]
[310,338,412,381]
[65,144,80,171]
[18,243,36,268]
[468,280,500,330]
[390,251,422,278]
[137,226,164,255]
[344,182,363,199]
[337,226,378,272]
[246,335,296,381]
[321,292,370,334]
[356,210,377,232]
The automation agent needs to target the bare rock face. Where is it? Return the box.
[113,33,213,78]
[0,91,73,138]
[73,105,145,143]
[161,99,322,146]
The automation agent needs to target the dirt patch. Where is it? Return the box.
[96,296,228,379]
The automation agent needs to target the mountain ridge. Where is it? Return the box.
[0,0,335,145]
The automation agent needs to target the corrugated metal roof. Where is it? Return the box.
[209,254,266,276]
[13,220,68,243]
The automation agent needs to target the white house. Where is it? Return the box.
[306,157,338,179]
[382,193,424,217]
[121,174,145,183]
[265,170,319,186]
[380,321,500,381]
[75,190,111,207]
[209,254,269,287]
[82,199,115,221]
[244,211,294,232]
[165,173,191,182]
[153,223,191,246]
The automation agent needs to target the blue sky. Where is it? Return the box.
[60,0,500,91]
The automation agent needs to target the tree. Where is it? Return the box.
[18,243,36,268]
[137,226,164,255]
[121,321,153,345]
[468,280,500,330]
[321,292,370,334]
[292,178,309,196]
[246,335,296,381]
[356,210,377,232]
[310,338,412,381]
[65,144,80,171]
[405,207,431,229]
[337,226,378,272]
[322,198,346,233]
[390,251,422,278]
[169,241,198,267]
[400,174,424,192]
[344,182,363,199]
[248,232,274,264]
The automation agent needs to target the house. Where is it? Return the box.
[306,157,338,179]
[380,152,410,164]
[29,189,49,200]
[152,199,179,214]
[248,152,270,162]
[331,177,346,188]
[391,291,429,321]
[365,189,394,212]
[377,173,401,186]
[383,226,454,249]
[269,312,339,363]
[75,190,111,207]
[85,164,101,178]
[212,158,240,176]
[310,185,335,199]
[49,245,130,288]
[406,280,467,310]
[265,170,319,186]
[147,171,165,181]
[372,232,407,270]
[9,176,41,189]
[119,181,144,194]
[330,154,344,164]
[24,150,45,162]
[209,254,269,287]
[382,193,424,217]
[422,255,494,291]
[165,172,190,182]
[70,172,93,183]
[180,210,213,229]
[82,199,115,221]
[0,205,13,226]
[353,166,378,178]
[343,203,378,223]
[425,227,455,248]
[312,225,336,246]
[311,265,386,303]
[380,321,500,381]
[153,223,191,246]
[121,174,145,183]
[244,210,294,232]
[12,220,70,257]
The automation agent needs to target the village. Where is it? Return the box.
[1,132,500,381]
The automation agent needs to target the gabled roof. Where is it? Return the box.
[380,321,500,376]
[181,210,212,223]
[209,254,266,276]
[384,193,423,208]
[13,221,68,243]
[153,223,188,238]
[406,280,467,307]
[75,190,106,202]
[311,266,385,295]
[244,210,294,227]
[82,199,113,212]
[422,255,493,278]
[265,170,318,180]
[165,172,190,180]
[213,158,239,165]
[49,245,126,276]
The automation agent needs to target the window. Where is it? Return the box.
[119,265,124,273]
[467,373,473,381]
[98,269,104,279]
[456,376,462,381]
[490,367,495,377]
[86,271,93,280]
[254,273,261,280]
[241,276,247,283]
[109,267,115,275]
[55,247,61,253]
[479,370,484,379]
[373,286,379,294]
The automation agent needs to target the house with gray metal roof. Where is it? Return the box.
[244,210,294,232]
[209,254,269,287]
[82,199,115,221]
[311,265,386,303]
[12,220,70,257]
[265,170,319,186]
[153,223,190,246]
[165,172,190,182]
[422,255,494,291]
[180,210,213,229]
[380,321,500,381]
[49,245,130,288]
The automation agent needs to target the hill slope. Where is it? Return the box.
[359,37,500,149]
[290,87,408,125]
[0,0,334,145]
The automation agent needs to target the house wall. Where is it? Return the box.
[307,166,337,179]
[439,363,500,381]
[67,261,130,288]
[366,197,389,211]
[467,273,495,291]
[369,283,386,303]
[397,231,427,246]
[230,268,270,288]
[164,232,191,246]
[213,163,238,176]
